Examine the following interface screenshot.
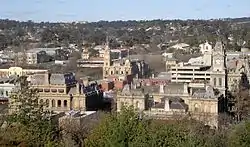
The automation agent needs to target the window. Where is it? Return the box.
[57,100,61,107]
[45,99,49,107]
[219,78,222,86]
[194,103,199,112]
[63,100,67,107]
[111,71,113,75]
[121,102,125,107]
[116,71,119,74]
[121,71,124,74]
[51,89,57,93]
[44,89,50,92]
[105,71,108,75]
[39,99,43,104]
[5,91,8,96]
[58,89,64,93]
[52,99,55,107]
[213,78,216,86]
[135,101,139,109]
[0,91,3,96]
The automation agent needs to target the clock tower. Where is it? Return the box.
[103,36,112,78]
[210,41,226,96]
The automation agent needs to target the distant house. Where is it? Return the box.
[17,48,60,65]
[170,43,190,51]
[199,41,212,54]
[93,45,105,51]
[162,52,173,59]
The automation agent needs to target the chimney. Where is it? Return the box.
[133,83,137,89]
[44,72,49,85]
[76,82,81,94]
[164,98,170,111]
[183,83,188,95]
[159,84,165,94]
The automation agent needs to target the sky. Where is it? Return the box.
[0,0,250,22]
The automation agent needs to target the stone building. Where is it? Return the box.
[116,84,150,112]
[103,41,150,79]
[29,72,85,113]
[0,67,48,78]
[116,81,222,128]
[0,76,19,101]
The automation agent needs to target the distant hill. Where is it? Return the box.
[0,17,249,52]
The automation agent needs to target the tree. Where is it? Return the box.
[2,76,59,146]
[84,106,222,147]
[84,106,150,147]
[231,73,250,123]
[228,121,250,147]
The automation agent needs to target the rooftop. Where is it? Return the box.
[0,76,18,84]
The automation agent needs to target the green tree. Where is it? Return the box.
[85,106,150,147]
[228,121,250,147]
[2,76,59,146]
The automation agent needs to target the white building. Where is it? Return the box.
[199,41,213,54]
[0,77,19,100]
[170,43,190,51]
[169,41,227,96]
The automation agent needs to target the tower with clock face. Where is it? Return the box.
[103,38,112,79]
[212,41,225,72]
[210,41,226,96]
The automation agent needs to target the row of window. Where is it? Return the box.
[194,103,213,113]
[0,91,8,96]
[39,99,68,107]
[38,89,65,93]
[213,78,223,87]
[105,70,129,75]
[120,101,139,109]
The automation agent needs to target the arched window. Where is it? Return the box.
[45,99,49,107]
[121,102,125,108]
[39,99,43,104]
[207,105,211,113]
[58,100,61,107]
[63,100,67,107]
[0,91,3,96]
[135,101,139,109]
[52,99,55,107]
[219,78,222,86]
[213,78,216,86]
[194,103,199,112]
[5,91,8,96]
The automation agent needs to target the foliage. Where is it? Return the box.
[84,106,226,147]
[2,76,59,146]
[230,72,250,122]
[228,121,250,147]
[1,18,250,51]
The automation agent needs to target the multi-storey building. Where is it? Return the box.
[103,41,150,79]
[26,72,104,113]
[0,76,19,102]
[116,82,221,128]
[169,41,228,96]
[0,67,48,78]
[170,64,211,83]
[116,40,240,128]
